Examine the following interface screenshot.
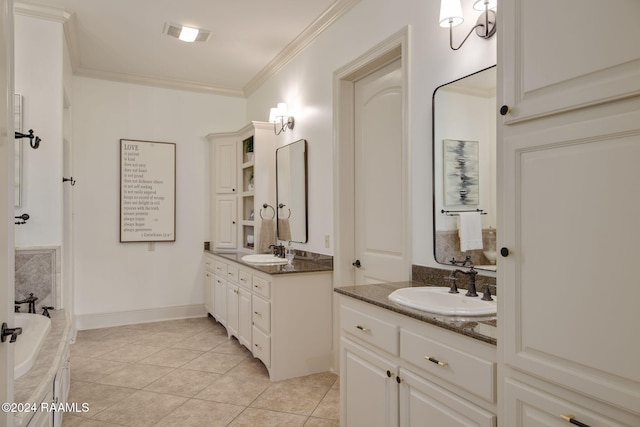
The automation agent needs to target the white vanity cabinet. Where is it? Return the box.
[339,295,496,427]
[207,254,333,381]
[498,1,640,425]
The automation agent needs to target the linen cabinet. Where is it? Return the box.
[497,1,640,425]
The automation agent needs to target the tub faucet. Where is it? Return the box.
[15,293,38,314]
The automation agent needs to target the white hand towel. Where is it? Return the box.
[278,217,292,242]
[458,212,483,252]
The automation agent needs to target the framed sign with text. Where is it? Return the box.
[120,139,176,242]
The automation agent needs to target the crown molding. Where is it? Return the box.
[242,0,361,96]
[14,1,69,22]
[74,67,245,97]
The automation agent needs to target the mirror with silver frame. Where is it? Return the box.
[276,139,308,243]
[432,66,497,271]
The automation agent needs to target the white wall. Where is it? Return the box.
[246,0,496,267]
[14,12,64,247]
[72,77,246,325]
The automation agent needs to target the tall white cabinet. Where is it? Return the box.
[207,122,276,252]
[498,1,640,426]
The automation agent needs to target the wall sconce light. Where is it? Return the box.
[439,0,497,51]
[269,103,295,135]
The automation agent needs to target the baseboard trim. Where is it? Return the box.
[75,304,207,330]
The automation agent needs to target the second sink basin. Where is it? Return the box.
[241,254,289,265]
[388,286,496,316]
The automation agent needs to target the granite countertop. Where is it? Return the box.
[14,309,71,426]
[335,282,497,345]
[206,250,333,275]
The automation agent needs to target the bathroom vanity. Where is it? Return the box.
[335,283,497,427]
[205,251,333,381]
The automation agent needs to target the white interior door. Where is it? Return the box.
[354,59,408,284]
[0,0,14,422]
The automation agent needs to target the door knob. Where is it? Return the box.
[500,247,510,257]
[500,105,510,116]
[352,260,361,268]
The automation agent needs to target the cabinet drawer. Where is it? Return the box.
[214,261,228,276]
[238,270,252,289]
[504,378,638,427]
[340,305,399,356]
[252,276,271,299]
[252,295,270,333]
[205,257,215,272]
[227,264,238,282]
[401,329,495,402]
[252,325,271,368]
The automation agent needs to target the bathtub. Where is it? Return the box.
[14,313,51,379]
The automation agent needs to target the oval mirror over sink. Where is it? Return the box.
[433,65,497,271]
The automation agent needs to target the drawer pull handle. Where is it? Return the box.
[254,311,262,317]
[355,325,370,333]
[254,284,262,289]
[254,343,262,350]
[560,415,590,427]
[386,370,393,378]
[395,376,402,384]
[425,356,449,367]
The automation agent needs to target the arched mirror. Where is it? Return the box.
[433,66,497,271]
[276,139,307,243]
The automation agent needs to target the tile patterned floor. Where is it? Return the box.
[62,317,339,427]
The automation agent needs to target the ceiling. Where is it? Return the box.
[17,0,359,97]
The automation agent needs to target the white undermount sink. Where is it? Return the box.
[241,254,289,265]
[388,286,497,316]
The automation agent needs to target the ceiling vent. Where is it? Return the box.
[163,23,211,43]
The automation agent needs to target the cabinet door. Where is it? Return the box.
[238,287,252,349]
[204,271,214,315]
[215,196,237,249]
[213,275,227,326]
[214,139,237,193]
[500,102,640,411]
[399,368,495,427]
[341,337,398,427]
[500,0,640,124]
[226,282,239,339]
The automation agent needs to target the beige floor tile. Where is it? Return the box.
[96,363,174,389]
[61,415,122,426]
[228,408,307,427]
[144,368,220,397]
[195,373,271,406]
[92,390,186,427]
[97,344,162,363]
[130,331,188,347]
[226,357,270,379]
[304,417,340,427]
[139,347,204,368]
[210,337,253,357]
[277,372,338,390]
[70,357,128,383]
[181,351,246,374]
[155,398,245,427]
[251,382,329,416]
[171,330,229,352]
[67,381,136,418]
[311,388,340,420]
[70,341,118,359]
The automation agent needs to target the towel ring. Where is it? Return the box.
[278,203,291,219]
[260,203,275,220]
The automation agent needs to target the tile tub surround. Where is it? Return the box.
[208,250,333,275]
[334,282,496,345]
[15,246,61,313]
[64,317,339,426]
